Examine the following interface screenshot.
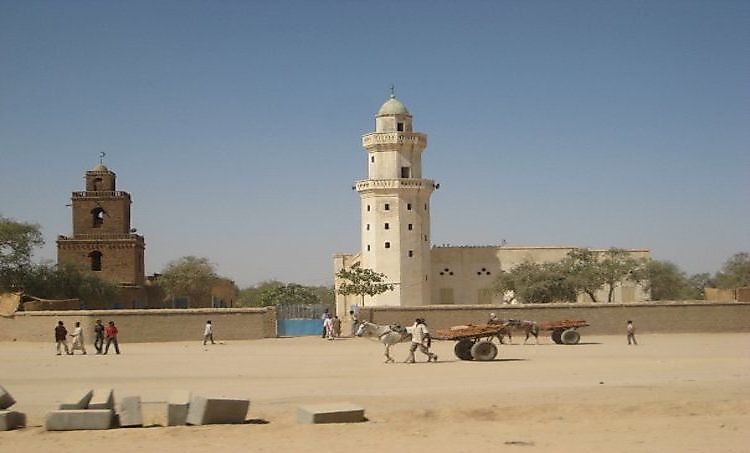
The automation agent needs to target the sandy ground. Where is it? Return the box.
[0,332,748,453]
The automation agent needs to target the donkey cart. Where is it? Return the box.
[433,324,506,361]
[538,319,589,345]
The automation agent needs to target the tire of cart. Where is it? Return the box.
[560,328,581,345]
[470,340,498,361]
[551,329,563,344]
[454,339,475,360]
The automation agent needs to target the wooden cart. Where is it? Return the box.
[433,324,508,361]
[538,319,589,345]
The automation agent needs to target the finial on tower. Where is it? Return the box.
[99,152,106,165]
[390,84,395,99]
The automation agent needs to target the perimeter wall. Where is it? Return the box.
[0,307,277,343]
[359,301,750,334]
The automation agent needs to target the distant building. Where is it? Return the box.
[57,163,147,308]
[334,95,650,312]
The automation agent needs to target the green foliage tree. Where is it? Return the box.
[237,280,284,307]
[158,256,219,305]
[714,252,750,289]
[258,283,319,306]
[335,263,394,307]
[493,261,577,304]
[0,215,44,290]
[643,260,692,300]
[598,248,646,303]
[562,249,606,302]
[19,263,118,305]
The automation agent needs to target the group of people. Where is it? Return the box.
[321,310,342,340]
[54,319,120,355]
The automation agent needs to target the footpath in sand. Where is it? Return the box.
[0,333,748,453]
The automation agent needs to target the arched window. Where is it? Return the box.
[91,207,105,228]
[89,251,102,271]
[93,177,103,191]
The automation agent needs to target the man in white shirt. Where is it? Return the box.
[405,318,438,363]
[70,321,87,355]
[203,320,215,345]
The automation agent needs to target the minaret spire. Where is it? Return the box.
[99,151,106,165]
[390,84,395,98]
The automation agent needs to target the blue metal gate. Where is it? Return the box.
[276,303,333,337]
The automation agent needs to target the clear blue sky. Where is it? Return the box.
[1,1,748,287]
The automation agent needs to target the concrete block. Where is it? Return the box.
[59,389,93,410]
[0,385,15,410]
[118,396,143,427]
[89,388,114,410]
[167,390,191,426]
[186,395,249,425]
[45,409,113,431]
[297,403,365,424]
[0,411,26,431]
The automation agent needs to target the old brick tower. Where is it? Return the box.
[57,163,146,308]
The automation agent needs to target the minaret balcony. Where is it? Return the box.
[72,191,130,199]
[355,178,436,193]
[362,132,427,148]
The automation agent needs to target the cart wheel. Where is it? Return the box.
[560,329,580,345]
[454,339,474,360]
[470,341,498,361]
[551,329,563,344]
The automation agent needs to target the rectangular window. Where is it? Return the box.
[384,223,389,230]
[408,250,413,257]
[366,224,370,231]
[397,122,404,132]
[367,205,371,212]
[401,167,410,178]
[370,155,375,163]
[408,224,413,230]
[407,203,412,210]
[367,245,370,251]
[384,203,390,211]
[385,242,391,248]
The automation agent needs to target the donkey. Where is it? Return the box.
[355,321,413,363]
[492,319,540,344]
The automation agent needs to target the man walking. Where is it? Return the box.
[70,321,87,355]
[203,320,215,345]
[54,321,71,355]
[93,319,105,354]
[405,318,438,363]
[627,320,638,345]
[104,321,120,354]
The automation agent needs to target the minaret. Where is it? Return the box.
[355,93,436,306]
[57,162,145,289]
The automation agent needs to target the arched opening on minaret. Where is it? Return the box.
[89,250,103,271]
[93,177,103,191]
[91,207,105,228]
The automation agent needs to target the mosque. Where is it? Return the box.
[334,94,650,313]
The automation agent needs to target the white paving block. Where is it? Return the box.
[118,396,143,427]
[45,409,113,431]
[186,395,249,425]
[297,402,365,424]
[167,390,191,426]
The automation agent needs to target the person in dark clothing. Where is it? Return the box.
[55,321,71,355]
[104,321,120,354]
[94,319,105,354]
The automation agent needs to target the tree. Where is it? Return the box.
[335,263,394,307]
[158,256,219,305]
[237,280,284,307]
[258,283,320,306]
[597,248,645,302]
[493,261,577,304]
[643,260,692,300]
[0,215,44,290]
[714,252,750,289]
[562,249,606,302]
[19,262,118,305]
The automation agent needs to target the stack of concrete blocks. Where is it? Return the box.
[297,402,365,424]
[182,393,249,426]
[45,389,114,431]
[0,385,26,431]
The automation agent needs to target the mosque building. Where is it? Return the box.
[334,94,650,313]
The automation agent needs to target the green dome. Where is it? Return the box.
[377,95,410,116]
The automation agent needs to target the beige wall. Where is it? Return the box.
[0,307,277,343]
[359,301,750,335]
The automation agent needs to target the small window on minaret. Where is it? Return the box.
[385,242,391,248]
[92,207,105,228]
[371,156,375,163]
[408,224,413,230]
[408,250,413,257]
[89,251,102,271]
[397,122,404,132]
[384,223,389,230]
[367,205,371,212]
[407,203,412,210]
[384,203,390,211]
[93,177,102,191]
[367,245,371,251]
[366,224,370,231]
[401,167,410,178]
